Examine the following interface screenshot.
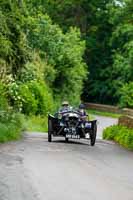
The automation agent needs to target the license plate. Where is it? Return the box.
[66,134,80,139]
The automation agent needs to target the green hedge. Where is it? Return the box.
[103,125,133,150]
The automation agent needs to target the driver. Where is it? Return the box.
[78,103,90,138]
[59,101,70,113]
[54,101,70,118]
[78,103,87,121]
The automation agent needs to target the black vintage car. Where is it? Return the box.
[48,109,97,146]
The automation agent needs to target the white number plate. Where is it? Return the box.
[66,134,80,139]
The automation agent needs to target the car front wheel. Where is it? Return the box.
[48,120,52,142]
[90,123,97,146]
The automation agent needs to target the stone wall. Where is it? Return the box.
[85,103,122,113]
[122,108,133,116]
[85,103,133,116]
[118,115,133,129]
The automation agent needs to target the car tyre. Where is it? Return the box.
[65,137,69,142]
[90,123,97,146]
[48,119,52,142]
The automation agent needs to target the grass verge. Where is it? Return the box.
[0,111,24,143]
[23,115,48,132]
[0,113,48,143]
[103,125,133,150]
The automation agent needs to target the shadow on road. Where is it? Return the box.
[51,139,91,146]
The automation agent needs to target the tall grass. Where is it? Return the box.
[0,111,24,142]
[23,115,48,132]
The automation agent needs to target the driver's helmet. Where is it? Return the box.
[61,101,69,114]
[79,103,85,109]
[62,101,69,106]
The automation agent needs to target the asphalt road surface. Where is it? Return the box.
[0,116,133,200]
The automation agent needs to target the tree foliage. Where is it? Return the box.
[0,0,87,115]
[0,0,30,76]
[0,0,132,112]
[43,0,133,107]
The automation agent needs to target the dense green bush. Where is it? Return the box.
[119,82,133,108]
[19,55,56,85]
[8,81,38,114]
[8,80,54,115]
[27,81,54,115]
[103,125,133,150]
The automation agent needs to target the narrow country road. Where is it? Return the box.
[0,116,133,200]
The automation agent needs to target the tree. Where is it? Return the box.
[0,0,30,76]
[44,0,133,106]
[106,0,133,104]
[26,12,87,104]
[43,0,114,104]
